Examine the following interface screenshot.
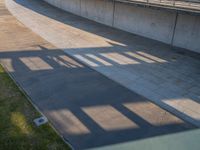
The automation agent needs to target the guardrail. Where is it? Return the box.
[116,0,200,13]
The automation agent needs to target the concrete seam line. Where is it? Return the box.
[171,11,178,46]
[80,0,82,16]
[112,0,116,27]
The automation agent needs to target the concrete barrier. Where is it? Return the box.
[81,0,114,26]
[44,0,81,15]
[173,13,200,53]
[43,0,200,53]
[113,2,176,44]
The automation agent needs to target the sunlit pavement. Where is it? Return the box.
[0,0,200,149]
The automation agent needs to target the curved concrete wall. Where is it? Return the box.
[81,0,114,26]
[113,2,176,44]
[44,0,200,53]
[173,14,200,53]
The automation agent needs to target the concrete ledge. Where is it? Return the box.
[43,0,200,53]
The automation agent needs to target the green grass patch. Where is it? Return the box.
[0,65,70,150]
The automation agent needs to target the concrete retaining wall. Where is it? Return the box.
[43,0,200,53]
[113,2,176,44]
[173,13,200,53]
[81,0,114,26]
[45,0,81,15]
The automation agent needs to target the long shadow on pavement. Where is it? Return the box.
[0,47,195,149]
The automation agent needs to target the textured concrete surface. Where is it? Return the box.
[6,0,200,127]
[80,0,114,26]
[173,13,200,53]
[42,0,200,53]
[45,0,81,15]
[0,0,196,149]
[113,2,176,44]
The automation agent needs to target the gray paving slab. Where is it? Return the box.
[89,129,200,150]
[0,0,196,149]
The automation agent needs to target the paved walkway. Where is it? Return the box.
[0,0,196,149]
[6,0,200,127]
